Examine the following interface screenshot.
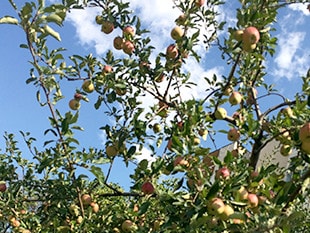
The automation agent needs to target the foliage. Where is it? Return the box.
[0,0,310,232]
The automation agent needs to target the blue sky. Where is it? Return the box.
[0,0,309,189]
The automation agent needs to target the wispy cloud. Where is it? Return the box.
[288,3,310,16]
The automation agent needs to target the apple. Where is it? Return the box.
[113,227,121,233]
[223,85,233,96]
[173,156,189,167]
[219,205,234,220]
[81,194,92,205]
[82,80,95,93]
[209,198,225,215]
[234,29,244,42]
[242,26,260,45]
[122,40,135,55]
[229,91,242,105]
[242,42,257,52]
[301,140,310,154]
[214,107,227,120]
[199,128,208,140]
[280,144,292,156]
[74,93,83,101]
[90,202,99,213]
[195,0,205,7]
[69,204,79,216]
[102,65,113,75]
[153,123,162,133]
[215,167,230,179]
[113,36,124,50]
[123,26,135,37]
[234,186,248,201]
[77,215,83,224]
[95,15,104,25]
[101,21,114,34]
[106,145,118,158]
[9,217,20,228]
[193,137,200,145]
[69,99,81,111]
[121,220,137,232]
[141,181,155,194]
[227,128,240,141]
[0,182,6,192]
[176,14,187,25]
[299,122,310,142]
[170,26,184,40]
[133,204,139,212]
[166,44,179,59]
[247,193,259,208]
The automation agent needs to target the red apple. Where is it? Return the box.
[166,44,179,59]
[173,156,189,167]
[242,26,260,45]
[247,193,259,208]
[227,128,240,141]
[0,182,6,192]
[209,198,225,215]
[101,21,114,34]
[216,167,230,179]
[123,26,135,37]
[81,194,92,205]
[122,40,135,55]
[90,202,99,213]
[195,0,205,7]
[113,36,124,50]
[229,91,242,105]
[141,181,155,195]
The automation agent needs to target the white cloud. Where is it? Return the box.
[134,146,157,164]
[288,3,310,16]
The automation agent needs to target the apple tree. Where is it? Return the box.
[0,0,310,232]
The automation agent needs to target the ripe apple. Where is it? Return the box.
[209,198,225,215]
[0,182,6,192]
[247,193,259,208]
[106,145,118,158]
[170,26,184,40]
[113,36,124,50]
[9,217,20,228]
[195,0,205,7]
[229,91,242,105]
[90,202,99,213]
[141,181,155,195]
[234,29,244,42]
[74,93,83,101]
[301,140,310,154]
[215,167,230,179]
[242,42,257,52]
[82,80,95,93]
[69,99,81,111]
[299,122,310,142]
[122,40,135,55]
[121,220,137,232]
[123,26,135,37]
[166,44,179,59]
[234,186,248,201]
[102,65,113,75]
[101,21,114,34]
[214,107,227,120]
[280,144,292,156]
[173,156,189,167]
[219,205,234,220]
[81,194,92,205]
[153,123,162,133]
[242,26,260,45]
[227,128,240,141]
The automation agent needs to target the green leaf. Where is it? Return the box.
[90,165,105,185]
[44,25,61,41]
[206,182,220,200]
[0,16,18,24]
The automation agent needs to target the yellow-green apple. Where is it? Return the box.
[106,145,118,158]
[170,26,184,40]
[0,182,6,192]
[242,26,260,45]
[234,186,248,201]
[195,0,205,7]
[280,144,292,156]
[227,128,240,141]
[69,99,81,111]
[229,91,242,105]
[123,26,135,37]
[173,156,189,167]
[219,205,234,220]
[122,40,135,55]
[215,167,230,179]
[113,36,124,50]
[193,137,201,145]
[95,15,104,25]
[101,21,114,34]
[82,80,95,93]
[153,123,162,133]
[90,202,99,213]
[234,29,244,42]
[247,193,259,208]
[77,216,83,224]
[141,181,155,194]
[166,44,179,59]
[69,204,79,216]
[242,42,257,52]
[121,220,137,232]
[214,107,227,120]
[301,140,310,154]
[81,194,92,205]
[299,122,310,142]
[209,198,225,215]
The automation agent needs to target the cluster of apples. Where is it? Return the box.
[68,80,94,111]
[234,26,260,52]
